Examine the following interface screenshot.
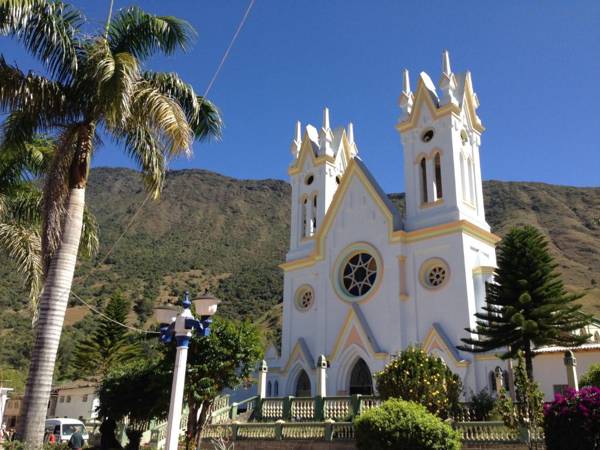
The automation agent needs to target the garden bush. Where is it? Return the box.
[354,398,461,450]
[376,346,462,418]
[579,362,600,388]
[543,386,600,450]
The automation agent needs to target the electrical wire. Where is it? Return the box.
[6,0,256,334]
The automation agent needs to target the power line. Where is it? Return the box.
[7,0,257,334]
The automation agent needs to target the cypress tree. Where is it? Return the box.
[72,292,141,378]
[459,225,592,378]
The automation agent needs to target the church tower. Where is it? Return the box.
[286,108,357,260]
[397,51,489,232]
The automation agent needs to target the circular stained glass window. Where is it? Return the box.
[295,286,314,311]
[341,253,378,297]
[420,258,450,289]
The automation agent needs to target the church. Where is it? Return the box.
[263,52,600,400]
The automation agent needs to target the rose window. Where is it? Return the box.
[427,266,447,287]
[342,253,378,297]
[295,286,314,311]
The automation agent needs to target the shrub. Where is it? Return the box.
[376,346,462,418]
[354,398,461,450]
[543,386,600,450]
[468,389,496,421]
[579,362,600,388]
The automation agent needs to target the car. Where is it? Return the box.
[44,418,89,444]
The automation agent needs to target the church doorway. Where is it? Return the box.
[295,370,311,397]
[349,358,373,395]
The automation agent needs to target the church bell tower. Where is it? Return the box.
[397,51,489,232]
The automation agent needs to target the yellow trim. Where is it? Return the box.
[399,294,410,301]
[288,129,353,176]
[327,308,388,363]
[474,354,501,361]
[422,326,470,368]
[281,341,311,373]
[420,198,445,209]
[279,159,500,272]
[472,266,496,276]
[395,74,484,134]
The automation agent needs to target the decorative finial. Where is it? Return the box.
[347,122,354,144]
[442,49,451,76]
[323,107,330,130]
[182,291,191,309]
[295,120,302,143]
[402,68,411,95]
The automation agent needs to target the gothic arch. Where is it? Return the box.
[349,358,374,395]
[335,344,373,395]
[286,362,312,397]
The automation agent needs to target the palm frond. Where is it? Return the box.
[0,0,83,81]
[115,125,165,198]
[108,6,195,60]
[142,71,222,141]
[128,82,192,157]
[0,221,42,308]
[80,205,99,258]
[1,186,41,225]
[80,39,139,128]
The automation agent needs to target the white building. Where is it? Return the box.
[264,52,600,400]
[52,381,99,423]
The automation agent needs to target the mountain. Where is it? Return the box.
[1,168,599,377]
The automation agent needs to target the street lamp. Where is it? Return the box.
[154,291,220,450]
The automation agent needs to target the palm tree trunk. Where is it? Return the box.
[17,187,86,446]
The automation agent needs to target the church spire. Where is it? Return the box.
[399,69,414,118]
[319,106,334,156]
[290,120,302,158]
[439,49,457,106]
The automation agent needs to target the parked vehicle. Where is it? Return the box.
[44,418,89,444]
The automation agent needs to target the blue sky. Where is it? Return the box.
[2,1,599,192]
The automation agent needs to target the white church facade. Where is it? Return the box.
[263,52,600,400]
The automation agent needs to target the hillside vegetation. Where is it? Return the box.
[1,168,599,379]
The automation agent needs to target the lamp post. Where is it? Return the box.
[155,292,220,450]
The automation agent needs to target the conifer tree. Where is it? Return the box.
[459,225,591,378]
[72,292,141,378]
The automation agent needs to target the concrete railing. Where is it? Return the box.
[201,421,355,442]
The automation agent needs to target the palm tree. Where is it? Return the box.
[0,138,98,315]
[0,1,222,444]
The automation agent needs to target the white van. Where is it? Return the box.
[44,418,89,444]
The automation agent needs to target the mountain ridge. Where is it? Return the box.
[1,167,598,376]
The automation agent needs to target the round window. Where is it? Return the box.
[420,258,450,289]
[305,174,314,185]
[421,129,434,142]
[341,252,377,297]
[295,286,314,311]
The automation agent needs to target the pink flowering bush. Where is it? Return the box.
[543,386,600,450]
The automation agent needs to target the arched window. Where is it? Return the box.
[301,197,308,238]
[349,359,373,395]
[311,194,318,231]
[419,157,428,204]
[274,380,279,397]
[267,381,272,397]
[295,370,311,397]
[467,157,475,203]
[434,153,443,200]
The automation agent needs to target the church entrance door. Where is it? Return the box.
[295,370,311,397]
[349,358,373,395]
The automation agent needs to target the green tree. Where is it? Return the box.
[71,292,141,378]
[579,362,600,388]
[375,346,462,419]
[98,359,171,450]
[459,225,591,378]
[494,352,544,449]
[1,1,222,444]
[179,318,262,448]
